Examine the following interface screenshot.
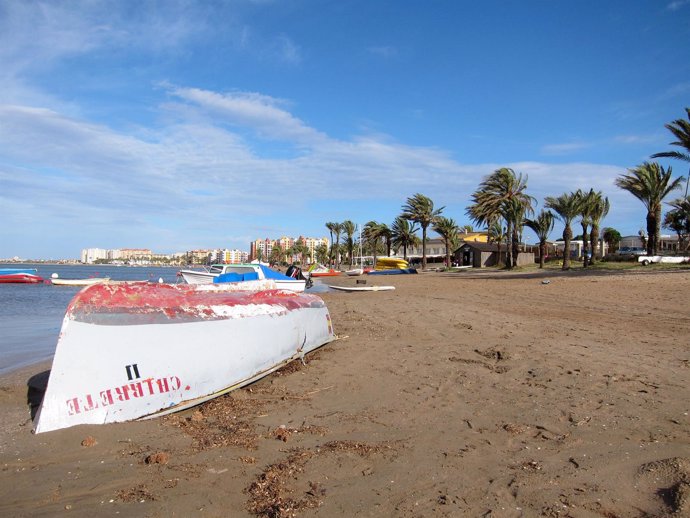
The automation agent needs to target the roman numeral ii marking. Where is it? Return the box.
[125,364,141,381]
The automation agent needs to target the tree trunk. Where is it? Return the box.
[511,226,520,268]
[562,225,572,270]
[589,224,599,264]
[421,227,428,269]
[581,221,589,268]
[538,241,545,268]
[654,207,662,256]
[506,221,513,269]
[646,213,655,256]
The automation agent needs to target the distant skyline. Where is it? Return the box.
[1,1,689,259]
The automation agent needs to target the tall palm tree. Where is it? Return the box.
[363,221,385,266]
[545,192,583,270]
[269,245,284,266]
[524,210,554,269]
[651,107,690,164]
[314,243,329,265]
[433,216,459,268]
[467,168,534,268]
[487,218,506,267]
[663,196,690,252]
[341,220,356,267]
[615,162,684,255]
[378,223,392,257]
[325,222,337,265]
[576,189,594,268]
[401,193,444,269]
[332,222,344,268]
[391,216,420,260]
[588,191,610,263]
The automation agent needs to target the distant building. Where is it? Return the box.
[81,248,108,263]
[249,236,329,263]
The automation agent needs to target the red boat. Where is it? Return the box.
[0,273,44,283]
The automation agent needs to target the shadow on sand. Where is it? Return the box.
[27,370,49,420]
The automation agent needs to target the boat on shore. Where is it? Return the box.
[33,279,336,433]
[329,285,395,292]
[368,257,417,275]
[178,263,308,292]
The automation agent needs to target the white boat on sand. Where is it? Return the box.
[34,279,336,433]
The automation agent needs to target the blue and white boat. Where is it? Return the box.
[178,263,309,292]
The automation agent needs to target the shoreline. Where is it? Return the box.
[1,270,689,517]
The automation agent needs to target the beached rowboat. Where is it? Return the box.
[34,279,336,433]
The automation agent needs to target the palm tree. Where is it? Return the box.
[588,192,610,263]
[325,222,337,265]
[391,216,420,260]
[332,222,344,268]
[378,223,392,257]
[401,193,444,270]
[363,221,385,266]
[663,196,690,252]
[433,217,459,268]
[576,189,594,267]
[487,219,506,267]
[615,162,684,255]
[545,192,583,270]
[341,220,356,267]
[467,168,534,268]
[314,243,329,265]
[651,107,690,164]
[602,227,622,252]
[524,210,554,269]
[269,245,284,266]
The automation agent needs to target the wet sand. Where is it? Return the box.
[1,268,689,517]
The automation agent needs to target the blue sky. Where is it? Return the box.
[1,0,689,259]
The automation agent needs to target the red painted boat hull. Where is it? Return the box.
[0,273,44,283]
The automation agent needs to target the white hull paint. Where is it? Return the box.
[639,255,689,265]
[51,277,110,286]
[34,280,335,433]
[328,285,395,292]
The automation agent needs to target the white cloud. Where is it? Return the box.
[540,141,590,156]
[667,0,690,11]
[368,46,398,58]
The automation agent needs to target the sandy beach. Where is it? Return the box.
[1,268,689,517]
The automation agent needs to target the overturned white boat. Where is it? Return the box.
[34,280,336,433]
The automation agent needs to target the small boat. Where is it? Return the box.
[0,268,44,283]
[178,263,308,292]
[50,277,110,286]
[0,267,37,275]
[328,285,395,292]
[345,268,364,276]
[306,264,342,277]
[33,280,336,433]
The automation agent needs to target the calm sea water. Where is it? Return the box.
[0,264,180,375]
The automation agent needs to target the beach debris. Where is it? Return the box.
[116,484,156,503]
[541,279,550,284]
[81,435,97,447]
[145,452,170,465]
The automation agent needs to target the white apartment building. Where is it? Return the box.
[81,248,108,263]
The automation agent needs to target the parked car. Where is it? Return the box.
[617,247,646,256]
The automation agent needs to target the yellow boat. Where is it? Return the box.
[375,257,409,270]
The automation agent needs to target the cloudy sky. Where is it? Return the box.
[1,0,689,259]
